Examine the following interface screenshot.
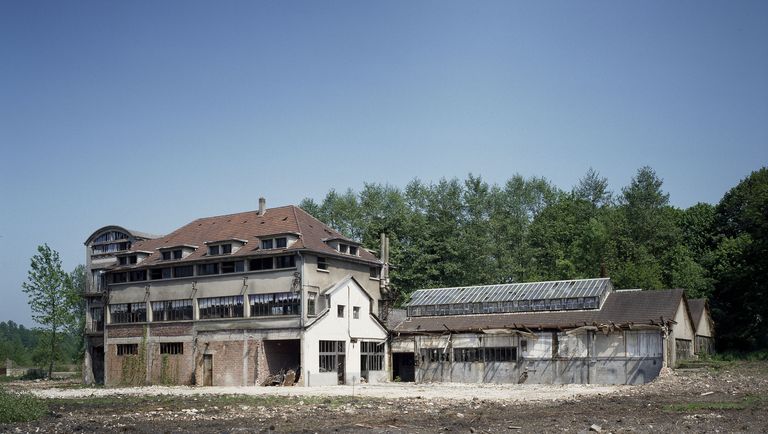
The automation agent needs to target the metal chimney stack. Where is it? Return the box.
[258,197,266,216]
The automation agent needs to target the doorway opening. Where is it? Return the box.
[392,352,415,382]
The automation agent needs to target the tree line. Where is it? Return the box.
[301,166,768,352]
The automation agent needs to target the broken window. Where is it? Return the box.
[421,348,449,363]
[249,292,300,316]
[483,347,516,362]
[152,299,193,321]
[197,263,219,276]
[275,255,296,269]
[319,340,345,372]
[89,307,103,332]
[173,265,194,278]
[150,268,171,280]
[129,270,147,282]
[307,292,317,316]
[317,257,328,271]
[221,261,245,273]
[198,296,244,319]
[361,341,384,371]
[110,302,146,323]
[111,272,128,284]
[160,342,184,355]
[454,347,482,362]
[117,344,138,356]
[250,257,274,270]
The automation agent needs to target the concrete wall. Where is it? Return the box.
[302,278,388,386]
[410,329,664,385]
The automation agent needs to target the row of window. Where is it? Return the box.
[421,347,518,363]
[93,231,130,244]
[109,255,297,284]
[407,297,601,317]
[92,241,130,255]
[116,342,183,356]
[109,293,305,323]
[319,340,346,372]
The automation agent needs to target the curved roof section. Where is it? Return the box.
[84,225,161,245]
[405,278,612,307]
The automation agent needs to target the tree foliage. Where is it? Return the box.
[21,245,82,377]
[301,166,768,352]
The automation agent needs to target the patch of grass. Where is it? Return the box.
[665,395,763,412]
[0,387,47,423]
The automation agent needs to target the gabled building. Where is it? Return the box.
[391,279,697,385]
[687,298,715,356]
[83,199,389,386]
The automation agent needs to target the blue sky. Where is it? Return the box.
[1,1,766,326]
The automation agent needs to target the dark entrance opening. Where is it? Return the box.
[392,352,415,382]
[92,346,104,384]
[203,354,213,386]
[263,339,301,383]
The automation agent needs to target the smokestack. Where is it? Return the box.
[258,197,266,216]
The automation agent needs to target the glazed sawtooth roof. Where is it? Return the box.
[117,205,379,269]
[393,289,687,332]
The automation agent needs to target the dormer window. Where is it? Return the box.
[161,249,182,261]
[338,243,358,256]
[222,244,232,254]
[261,237,287,250]
[118,255,138,266]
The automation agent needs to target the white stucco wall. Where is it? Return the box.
[302,277,388,386]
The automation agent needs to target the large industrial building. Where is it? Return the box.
[83,199,390,386]
[84,202,712,387]
[390,278,697,385]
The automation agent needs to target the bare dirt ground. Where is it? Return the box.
[2,360,767,433]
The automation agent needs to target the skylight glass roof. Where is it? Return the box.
[405,278,612,307]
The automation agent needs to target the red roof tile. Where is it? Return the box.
[115,205,380,270]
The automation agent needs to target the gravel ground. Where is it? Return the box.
[3,361,767,433]
[25,381,626,402]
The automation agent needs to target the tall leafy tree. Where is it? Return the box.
[21,244,79,378]
[710,167,768,351]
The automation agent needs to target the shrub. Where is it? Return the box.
[0,387,46,423]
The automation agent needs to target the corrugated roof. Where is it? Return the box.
[405,278,612,306]
[394,289,686,332]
